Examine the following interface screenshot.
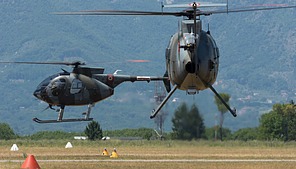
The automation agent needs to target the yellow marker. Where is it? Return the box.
[110,148,118,158]
[102,148,109,156]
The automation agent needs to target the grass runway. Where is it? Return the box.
[1,140,296,169]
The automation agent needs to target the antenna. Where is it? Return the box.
[178,20,181,57]
[227,0,229,14]
[161,0,164,14]
[113,70,122,75]
[207,23,211,34]
[192,2,198,48]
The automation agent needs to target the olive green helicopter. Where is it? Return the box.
[0,61,168,123]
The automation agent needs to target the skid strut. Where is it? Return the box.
[150,85,178,119]
[195,74,237,117]
[57,105,65,121]
[82,104,94,119]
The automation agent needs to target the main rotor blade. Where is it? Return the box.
[0,61,85,66]
[54,4,296,17]
[203,4,296,15]
[53,10,185,17]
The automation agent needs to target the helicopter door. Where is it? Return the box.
[70,78,83,94]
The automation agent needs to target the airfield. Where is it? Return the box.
[1,140,296,169]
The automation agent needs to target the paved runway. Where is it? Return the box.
[2,159,296,163]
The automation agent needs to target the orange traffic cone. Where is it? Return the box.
[21,154,41,169]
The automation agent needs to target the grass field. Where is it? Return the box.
[1,140,296,169]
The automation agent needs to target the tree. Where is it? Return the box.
[283,101,296,140]
[258,102,296,141]
[84,121,103,140]
[0,123,17,140]
[29,131,79,140]
[232,128,258,141]
[104,128,154,140]
[171,103,205,140]
[214,93,231,141]
[205,127,232,140]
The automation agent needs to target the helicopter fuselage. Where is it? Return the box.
[34,72,114,106]
[33,67,167,107]
[30,64,168,123]
[166,19,219,94]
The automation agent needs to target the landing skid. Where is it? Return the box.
[33,117,93,123]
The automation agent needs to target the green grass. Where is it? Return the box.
[1,139,296,148]
[1,140,296,169]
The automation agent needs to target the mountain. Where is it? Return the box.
[0,0,295,135]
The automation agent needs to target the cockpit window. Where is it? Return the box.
[60,78,66,83]
[51,78,66,89]
[70,78,83,94]
[36,74,59,91]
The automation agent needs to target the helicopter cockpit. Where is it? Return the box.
[33,73,69,101]
[181,20,201,51]
[182,20,201,34]
[33,73,60,100]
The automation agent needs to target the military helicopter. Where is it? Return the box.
[55,1,296,119]
[1,61,167,123]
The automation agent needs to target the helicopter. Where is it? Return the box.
[55,1,296,119]
[1,61,168,123]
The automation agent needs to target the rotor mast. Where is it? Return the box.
[193,2,197,42]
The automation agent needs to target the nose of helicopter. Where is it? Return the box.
[33,86,47,100]
[33,90,42,99]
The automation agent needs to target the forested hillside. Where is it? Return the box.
[0,0,295,135]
